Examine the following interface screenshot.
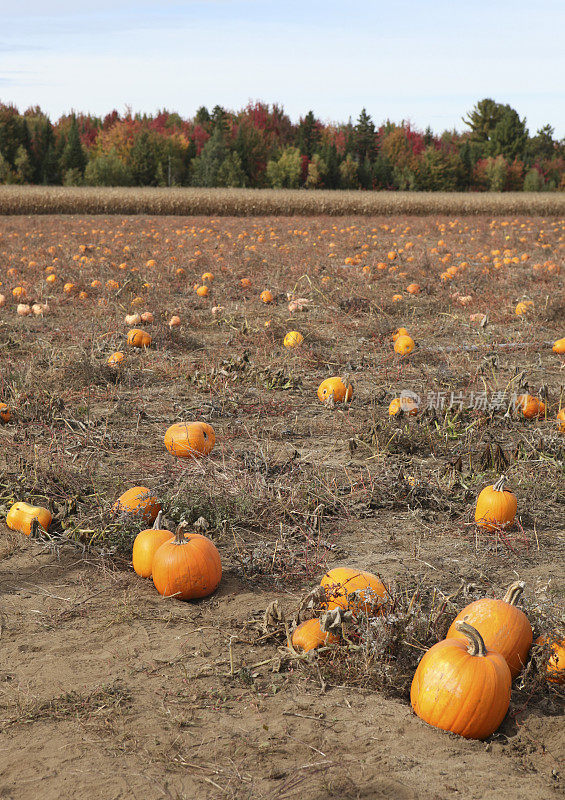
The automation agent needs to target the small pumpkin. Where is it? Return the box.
[164,421,215,458]
[557,408,565,433]
[196,285,209,297]
[0,294,6,307]
[132,525,173,578]
[260,290,274,304]
[474,475,517,531]
[169,315,181,328]
[291,619,339,652]
[446,581,532,679]
[317,377,353,404]
[392,327,410,341]
[552,337,565,354]
[107,351,125,368]
[515,394,545,419]
[17,303,31,316]
[393,334,415,355]
[112,486,161,525]
[125,313,142,326]
[127,328,152,348]
[140,311,154,324]
[411,621,511,740]
[240,277,252,288]
[202,272,214,283]
[321,567,387,615]
[535,636,565,684]
[7,502,52,536]
[406,283,421,295]
[0,402,11,423]
[152,525,222,600]
[392,294,403,302]
[515,301,533,316]
[284,331,304,349]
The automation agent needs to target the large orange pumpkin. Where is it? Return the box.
[515,394,545,419]
[411,621,511,740]
[6,502,52,536]
[164,421,215,458]
[127,328,152,348]
[132,528,173,577]
[474,475,517,531]
[320,567,387,615]
[446,581,532,679]
[152,527,222,600]
[393,334,415,355]
[112,486,161,525]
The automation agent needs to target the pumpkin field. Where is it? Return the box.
[0,211,563,800]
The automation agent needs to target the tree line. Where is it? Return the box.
[0,99,563,191]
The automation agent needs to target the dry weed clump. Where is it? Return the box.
[2,186,565,216]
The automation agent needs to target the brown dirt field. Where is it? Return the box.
[0,214,563,800]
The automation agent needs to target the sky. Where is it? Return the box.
[1,0,564,136]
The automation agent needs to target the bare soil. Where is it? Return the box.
[0,214,563,800]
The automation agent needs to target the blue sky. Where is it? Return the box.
[2,0,564,136]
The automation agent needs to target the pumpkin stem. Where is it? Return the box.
[455,620,487,657]
[152,510,162,530]
[173,523,189,545]
[492,475,508,492]
[502,580,525,606]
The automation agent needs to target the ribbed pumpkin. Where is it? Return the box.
[132,527,173,578]
[152,526,222,600]
[107,351,125,368]
[535,636,565,684]
[164,421,215,458]
[411,621,511,740]
[321,567,387,615]
[112,486,161,525]
[474,475,517,531]
[291,619,339,652]
[446,581,533,679]
[260,290,274,303]
[7,502,52,536]
[317,377,353,404]
[552,337,565,354]
[127,328,152,348]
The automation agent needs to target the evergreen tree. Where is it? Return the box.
[217,151,247,187]
[490,107,528,161]
[297,111,320,159]
[191,127,228,186]
[42,141,60,184]
[84,150,133,186]
[129,131,158,185]
[61,115,86,175]
[354,108,376,162]
[463,98,505,145]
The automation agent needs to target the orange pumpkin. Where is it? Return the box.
[107,351,125,368]
[6,502,52,536]
[388,396,419,416]
[240,278,252,288]
[127,328,152,348]
[474,475,517,531]
[321,567,387,615]
[283,331,304,349]
[392,327,410,341]
[406,283,421,295]
[557,408,565,433]
[0,402,11,423]
[393,334,415,355]
[132,528,173,578]
[515,394,545,419]
[317,377,353,403]
[196,285,209,297]
[152,527,222,600]
[260,290,274,304]
[535,636,565,684]
[112,487,161,525]
[411,621,511,740]
[446,581,532,679]
[552,337,565,354]
[202,272,214,283]
[291,619,339,652]
[164,421,215,458]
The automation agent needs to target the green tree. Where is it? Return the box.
[297,111,320,159]
[527,124,556,163]
[129,131,158,185]
[354,108,376,162]
[191,127,228,186]
[321,142,340,189]
[339,153,359,189]
[14,145,32,183]
[266,147,302,188]
[217,151,247,187]
[84,149,133,185]
[490,107,528,161]
[484,155,508,191]
[305,154,326,188]
[61,115,86,175]
[463,98,505,145]
[415,146,460,191]
[522,167,544,191]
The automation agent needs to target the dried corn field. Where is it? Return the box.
[1,186,565,217]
